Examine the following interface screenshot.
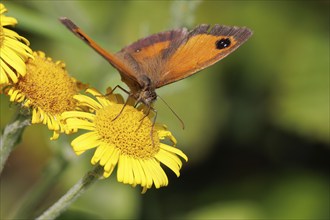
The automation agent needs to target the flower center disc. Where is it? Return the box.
[94,104,160,159]
[17,53,78,114]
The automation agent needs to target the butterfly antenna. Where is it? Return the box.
[157,95,185,129]
[150,108,157,147]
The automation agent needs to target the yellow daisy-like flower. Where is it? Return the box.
[6,51,84,140]
[0,3,33,84]
[62,89,188,193]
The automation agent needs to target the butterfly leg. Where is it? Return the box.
[107,85,130,96]
[135,104,157,147]
[111,95,132,121]
[138,103,152,122]
[97,85,130,99]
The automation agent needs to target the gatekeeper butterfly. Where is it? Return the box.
[60,18,252,110]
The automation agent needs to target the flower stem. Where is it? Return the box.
[12,142,72,219]
[36,165,103,220]
[0,112,31,175]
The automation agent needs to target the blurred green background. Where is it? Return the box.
[0,1,329,219]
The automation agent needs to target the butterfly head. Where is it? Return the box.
[139,88,157,106]
[134,75,157,106]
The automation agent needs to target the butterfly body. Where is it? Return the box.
[60,18,252,107]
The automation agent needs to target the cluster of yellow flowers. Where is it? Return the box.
[0,3,187,193]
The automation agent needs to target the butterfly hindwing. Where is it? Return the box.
[115,28,188,88]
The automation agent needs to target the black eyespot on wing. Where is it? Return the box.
[216,38,231,49]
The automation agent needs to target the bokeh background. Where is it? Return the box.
[1,1,329,219]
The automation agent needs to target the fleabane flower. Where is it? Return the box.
[62,88,188,193]
[5,51,85,139]
[0,3,33,84]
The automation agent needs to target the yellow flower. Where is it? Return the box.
[62,89,188,193]
[6,51,85,140]
[0,3,33,84]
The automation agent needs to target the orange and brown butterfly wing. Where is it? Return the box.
[60,17,148,95]
[115,24,252,90]
[155,24,253,88]
[61,19,252,94]
[115,28,188,92]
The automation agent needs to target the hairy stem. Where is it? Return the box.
[36,165,103,220]
[0,112,31,175]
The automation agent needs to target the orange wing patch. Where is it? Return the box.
[156,24,253,88]
[160,35,237,86]
[131,41,170,61]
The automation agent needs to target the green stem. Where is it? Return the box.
[0,112,31,175]
[36,165,103,220]
[12,145,71,219]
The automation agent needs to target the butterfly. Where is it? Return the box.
[60,18,252,118]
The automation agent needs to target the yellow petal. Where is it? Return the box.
[74,93,102,110]
[99,145,115,166]
[139,160,153,189]
[1,46,26,75]
[71,131,100,152]
[131,159,142,185]
[160,143,188,161]
[156,149,181,177]
[66,118,95,130]
[62,111,95,121]
[92,144,107,164]
[117,155,125,182]
[1,59,18,83]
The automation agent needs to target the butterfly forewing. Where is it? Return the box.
[156,25,253,88]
